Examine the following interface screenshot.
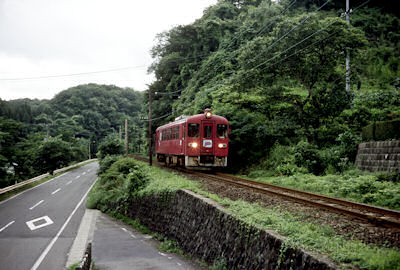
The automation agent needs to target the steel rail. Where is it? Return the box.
[129,155,400,228]
[216,173,400,219]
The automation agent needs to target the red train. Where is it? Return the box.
[156,109,229,167]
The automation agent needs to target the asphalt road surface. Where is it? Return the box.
[0,162,98,270]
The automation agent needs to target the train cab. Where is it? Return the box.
[156,109,229,168]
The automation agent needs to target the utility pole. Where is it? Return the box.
[88,142,91,160]
[149,89,152,166]
[125,119,128,156]
[346,0,350,93]
[119,125,122,142]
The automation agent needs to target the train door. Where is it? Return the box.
[200,121,214,155]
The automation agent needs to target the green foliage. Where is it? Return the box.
[375,171,400,183]
[157,238,183,255]
[34,137,73,174]
[0,84,144,186]
[98,155,123,175]
[250,171,400,210]
[98,136,123,159]
[211,258,228,270]
[145,0,399,172]
[90,159,400,269]
[87,157,149,212]
[362,119,400,141]
[293,141,324,175]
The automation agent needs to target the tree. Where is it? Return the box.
[98,136,124,159]
[34,137,73,174]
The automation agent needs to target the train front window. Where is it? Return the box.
[204,125,212,138]
[188,123,199,137]
[217,124,227,138]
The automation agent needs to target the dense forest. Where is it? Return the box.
[147,0,400,173]
[0,84,143,187]
[1,0,399,187]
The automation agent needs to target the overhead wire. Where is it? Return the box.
[244,0,332,68]
[0,65,147,81]
[141,0,372,122]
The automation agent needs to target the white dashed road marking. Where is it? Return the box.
[66,181,72,185]
[82,172,86,176]
[0,221,15,232]
[29,200,44,210]
[75,175,80,179]
[51,188,61,195]
[26,216,54,231]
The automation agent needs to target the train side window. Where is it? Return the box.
[217,124,227,138]
[182,125,185,139]
[204,125,212,138]
[173,127,176,139]
[177,126,180,139]
[188,123,199,137]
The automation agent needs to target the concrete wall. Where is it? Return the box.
[355,141,400,173]
[125,190,337,270]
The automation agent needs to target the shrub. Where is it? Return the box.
[98,155,123,175]
[88,157,149,211]
[97,136,123,159]
[293,141,324,175]
[362,119,400,141]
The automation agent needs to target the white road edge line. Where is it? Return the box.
[29,200,44,210]
[51,188,61,195]
[0,220,15,232]
[0,172,68,206]
[30,179,97,270]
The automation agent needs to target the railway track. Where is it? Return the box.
[130,155,400,229]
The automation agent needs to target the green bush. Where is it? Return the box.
[362,119,400,141]
[97,136,123,159]
[87,157,149,211]
[98,155,123,175]
[375,171,400,183]
[293,141,324,175]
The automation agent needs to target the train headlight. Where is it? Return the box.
[189,142,198,148]
[204,108,212,119]
[218,143,227,148]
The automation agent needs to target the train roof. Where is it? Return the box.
[156,112,228,131]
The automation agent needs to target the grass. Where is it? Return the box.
[88,158,400,270]
[242,170,400,210]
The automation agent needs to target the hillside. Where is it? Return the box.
[147,0,400,172]
[0,84,143,186]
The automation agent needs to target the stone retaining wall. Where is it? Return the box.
[355,141,400,173]
[126,190,337,270]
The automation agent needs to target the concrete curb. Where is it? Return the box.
[66,209,99,268]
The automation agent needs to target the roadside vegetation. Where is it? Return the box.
[0,84,143,188]
[88,155,400,270]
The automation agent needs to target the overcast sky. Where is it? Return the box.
[0,0,217,100]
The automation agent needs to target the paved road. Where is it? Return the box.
[0,162,98,270]
[92,212,206,270]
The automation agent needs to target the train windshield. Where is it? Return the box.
[217,124,227,138]
[188,123,199,137]
[204,125,212,138]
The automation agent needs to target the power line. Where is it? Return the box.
[0,65,147,81]
[244,0,332,68]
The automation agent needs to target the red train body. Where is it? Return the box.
[156,109,229,167]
